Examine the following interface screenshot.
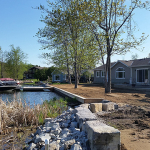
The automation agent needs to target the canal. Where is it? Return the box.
[0,87,63,149]
[0,89,62,106]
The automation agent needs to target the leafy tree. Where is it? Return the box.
[79,0,149,93]
[34,69,41,81]
[0,47,4,78]
[5,45,27,79]
[34,69,47,81]
[131,54,138,60]
[34,66,56,81]
[46,66,56,80]
[37,0,100,87]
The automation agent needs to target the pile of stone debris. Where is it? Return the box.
[25,107,89,150]
[25,102,120,150]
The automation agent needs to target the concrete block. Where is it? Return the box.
[76,112,97,129]
[102,102,118,111]
[102,102,115,111]
[74,106,91,114]
[75,107,97,129]
[90,103,102,113]
[85,120,120,150]
[79,103,90,109]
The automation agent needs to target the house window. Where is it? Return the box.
[96,71,100,77]
[101,71,105,77]
[116,67,125,79]
[54,75,60,81]
[137,69,148,83]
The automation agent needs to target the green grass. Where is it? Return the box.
[37,97,68,124]
[64,97,78,103]
[52,82,69,85]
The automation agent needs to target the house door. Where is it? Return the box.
[137,69,148,83]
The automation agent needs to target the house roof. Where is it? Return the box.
[130,58,150,67]
[94,62,116,70]
[119,60,133,67]
[94,58,150,70]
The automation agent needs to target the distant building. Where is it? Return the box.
[51,69,72,83]
[94,58,150,85]
[23,66,45,79]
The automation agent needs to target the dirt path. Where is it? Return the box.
[52,84,150,150]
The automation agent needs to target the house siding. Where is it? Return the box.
[94,62,131,84]
[94,58,150,85]
[52,72,66,83]
[93,70,105,83]
[131,66,150,85]
[111,62,130,84]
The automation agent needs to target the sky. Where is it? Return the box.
[0,0,150,67]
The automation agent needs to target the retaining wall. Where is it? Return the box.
[74,105,120,150]
[51,86,121,149]
[52,86,104,103]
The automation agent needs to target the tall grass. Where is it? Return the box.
[0,97,68,134]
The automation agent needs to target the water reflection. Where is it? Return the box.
[0,90,62,106]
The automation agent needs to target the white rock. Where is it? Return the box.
[35,133,51,143]
[71,144,82,150]
[27,143,36,150]
[49,141,59,150]
[64,139,76,149]
[50,133,56,139]
[51,123,60,130]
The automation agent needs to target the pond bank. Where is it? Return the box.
[0,97,69,149]
[25,104,120,150]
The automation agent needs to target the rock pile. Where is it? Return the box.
[25,107,89,150]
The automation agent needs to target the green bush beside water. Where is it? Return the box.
[38,98,68,124]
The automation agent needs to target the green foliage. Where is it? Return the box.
[36,1,100,87]
[64,97,78,103]
[5,45,28,79]
[38,111,45,124]
[34,66,56,81]
[37,0,149,91]
[38,98,68,124]
[131,53,138,60]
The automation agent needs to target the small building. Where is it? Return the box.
[51,70,70,83]
[94,58,150,85]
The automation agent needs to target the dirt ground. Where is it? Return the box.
[53,83,150,150]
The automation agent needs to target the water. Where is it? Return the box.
[0,89,62,106]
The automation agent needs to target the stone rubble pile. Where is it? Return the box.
[25,102,120,150]
[25,107,89,150]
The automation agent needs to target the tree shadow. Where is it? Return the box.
[80,83,150,96]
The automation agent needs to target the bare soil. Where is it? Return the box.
[53,83,150,150]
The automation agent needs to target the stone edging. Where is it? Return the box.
[52,86,104,103]
[25,104,121,150]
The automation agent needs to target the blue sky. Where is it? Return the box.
[0,0,150,67]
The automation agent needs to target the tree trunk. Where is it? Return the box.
[74,61,78,88]
[66,60,71,84]
[105,53,111,93]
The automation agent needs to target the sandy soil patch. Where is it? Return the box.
[52,83,150,150]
